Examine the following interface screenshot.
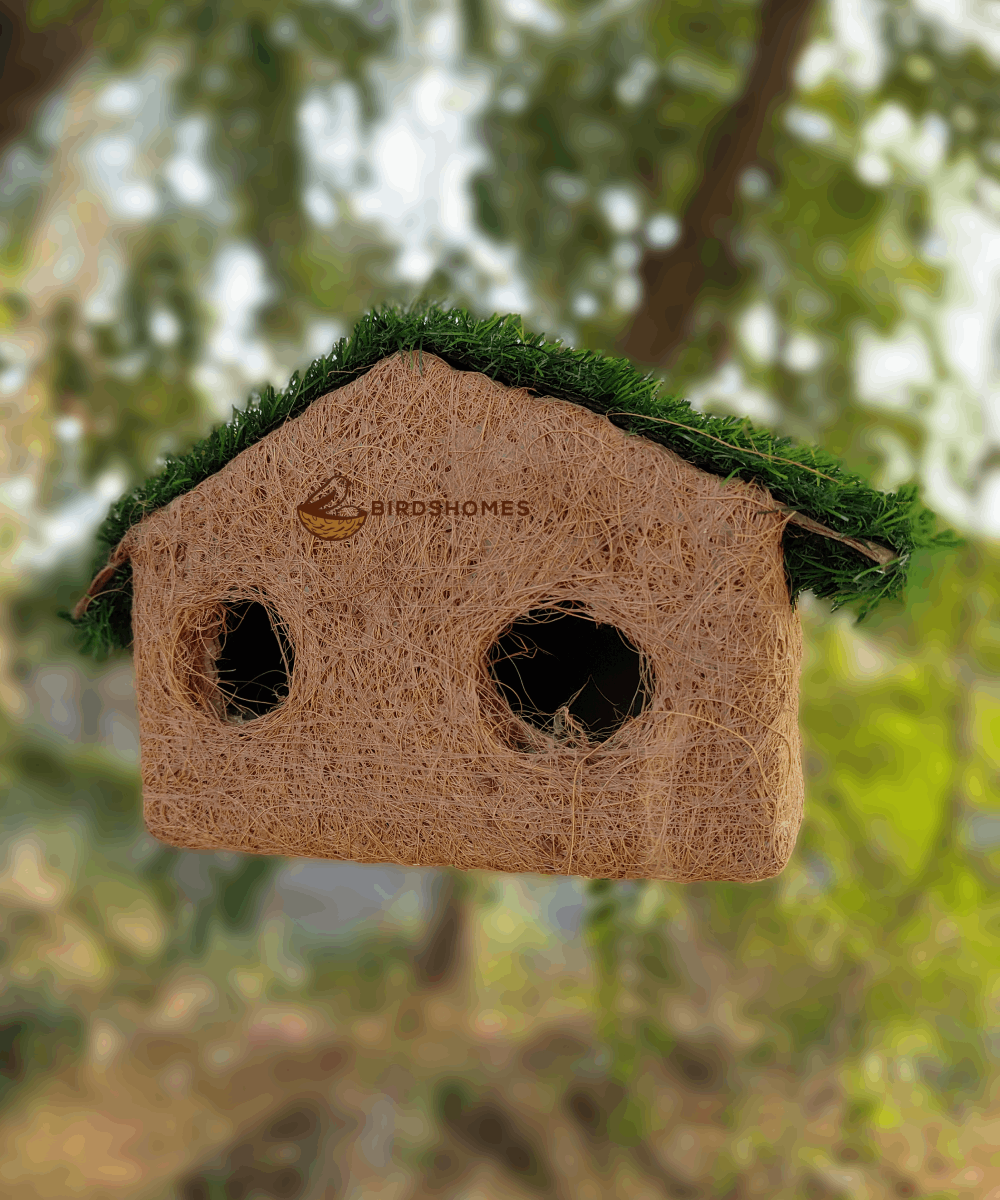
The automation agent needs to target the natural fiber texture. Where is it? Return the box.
[130,352,803,882]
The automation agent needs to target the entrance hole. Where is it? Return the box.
[214,600,294,722]
[487,603,652,745]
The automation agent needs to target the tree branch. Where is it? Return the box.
[412,867,472,990]
[621,0,818,368]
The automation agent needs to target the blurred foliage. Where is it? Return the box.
[2,0,1000,1196]
[588,543,1000,1184]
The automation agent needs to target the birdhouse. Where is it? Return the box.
[68,306,957,882]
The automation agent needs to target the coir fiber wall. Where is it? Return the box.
[127,352,804,881]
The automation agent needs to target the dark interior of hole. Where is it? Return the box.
[214,601,294,721]
[487,604,652,743]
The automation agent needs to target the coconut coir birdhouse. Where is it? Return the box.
[68,306,959,882]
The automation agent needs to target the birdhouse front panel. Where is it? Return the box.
[128,351,804,881]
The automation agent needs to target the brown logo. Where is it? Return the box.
[298,475,535,540]
[297,475,368,541]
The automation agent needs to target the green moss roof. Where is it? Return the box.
[64,302,963,656]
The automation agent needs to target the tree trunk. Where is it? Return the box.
[621,0,818,368]
[0,1,101,149]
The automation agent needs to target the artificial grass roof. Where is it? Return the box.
[65,302,964,657]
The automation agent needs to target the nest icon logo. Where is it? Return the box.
[297,474,368,541]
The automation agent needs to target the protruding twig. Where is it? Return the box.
[72,536,133,620]
[763,504,900,568]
